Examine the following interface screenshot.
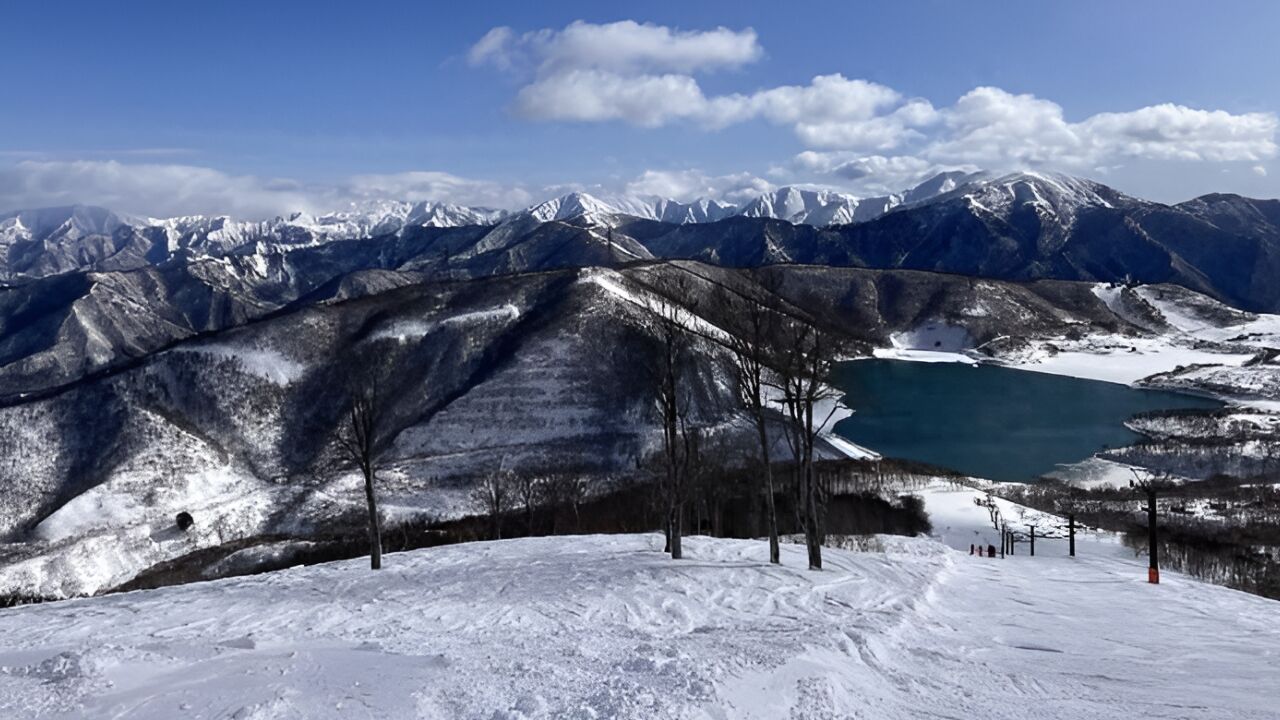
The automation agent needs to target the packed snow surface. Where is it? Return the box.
[1,520,1276,718]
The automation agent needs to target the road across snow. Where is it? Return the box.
[1,518,1276,719]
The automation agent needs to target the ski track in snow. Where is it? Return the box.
[0,489,1277,720]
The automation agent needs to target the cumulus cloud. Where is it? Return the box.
[624,169,773,204]
[514,70,714,127]
[468,22,921,149]
[1077,104,1278,163]
[472,22,1279,179]
[926,87,1278,170]
[0,161,537,219]
[468,21,761,76]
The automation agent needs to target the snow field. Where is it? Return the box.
[1,513,1276,719]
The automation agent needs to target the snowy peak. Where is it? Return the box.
[526,192,622,223]
[926,170,1143,219]
[736,187,857,225]
[0,205,139,246]
[901,170,987,205]
[523,192,737,226]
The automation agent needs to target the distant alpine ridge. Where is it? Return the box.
[0,172,980,277]
[2,170,1279,311]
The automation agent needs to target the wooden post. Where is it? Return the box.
[1029,525,1035,557]
[1000,529,1005,558]
[1068,513,1076,557]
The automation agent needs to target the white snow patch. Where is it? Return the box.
[171,344,305,385]
[888,323,974,353]
[373,303,521,342]
[872,347,978,364]
[998,334,1254,385]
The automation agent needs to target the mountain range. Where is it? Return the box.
[0,172,988,282]
[3,169,1279,313]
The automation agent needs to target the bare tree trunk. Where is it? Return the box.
[669,506,683,559]
[756,421,781,564]
[363,466,382,570]
[803,456,822,570]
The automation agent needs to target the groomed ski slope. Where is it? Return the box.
[1,487,1277,719]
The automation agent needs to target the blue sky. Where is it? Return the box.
[2,1,1278,217]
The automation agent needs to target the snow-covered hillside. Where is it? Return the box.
[1,510,1276,719]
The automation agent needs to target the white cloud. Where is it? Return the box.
[346,171,534,209]
[787,152,973,195]
[514,70,713,127]
[467,27,521,72]
[624,169,773,204]
[1077,104,1277,163]
[473,23,1278,180]
[468,21,761,76]
[0,161,537,219]
[926,87,1278,170]
[0,161,324,219]
[1254,165,1269,177]
[731,75,904,126]
[0,160,780,218]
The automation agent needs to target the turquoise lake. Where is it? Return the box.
[831,359,1222,482]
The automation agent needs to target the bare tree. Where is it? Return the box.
[690,439,737,538]
[773,318,847,570]
[514,472,540,535]
[721,284,784,564]
[473,470,516,540]
[540,472,587,534]
[336,376,394,570]
[640,288,700,560]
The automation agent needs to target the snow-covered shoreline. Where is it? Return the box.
[871,340,1256,390]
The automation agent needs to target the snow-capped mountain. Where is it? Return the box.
[520,173,976,228]
[735,187,879,226]
[0,171,968,271]
[828,170,1280,312]
[152,200,510,251]
[4,169,1280,311]
[931,170,1133,219]
[900,170,988,205]
[523,191,739,225]
[0,201,511,281]
[0,205,142,245]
